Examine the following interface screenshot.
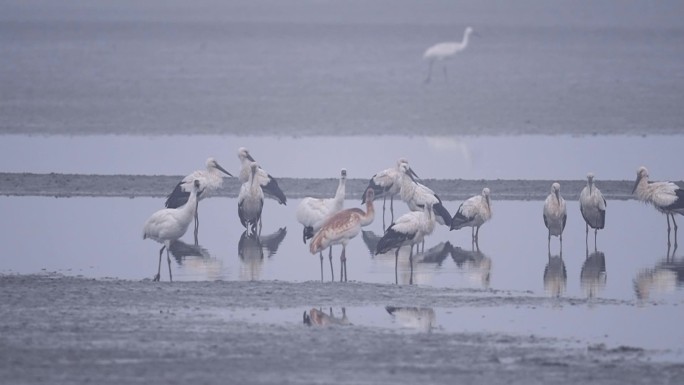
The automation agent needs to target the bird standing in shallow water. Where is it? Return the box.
[362,158,408,229]
[423,26,476,83]
[296,169,347,281]
[543,182,567,251]
[579,173,606,249]
[144,179,200,282]
[450,188,492,245]
[310,188,375,282]
[165,158,232,244]
[375,203,436,285]
[237,147,287,205]
[633,166,684,246]
[238,162,264,235]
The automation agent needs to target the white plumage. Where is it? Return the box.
[363,158,408,226]
[237,147,287,205]
[375,203,436,284]
[423,26,475,83]
[543,182,567,248]
[238,162,265,235]
[296,169,347,281]
[165,157,232,243]
[632,166,684,245]
[579,173,607,245]
[144,180,200,281]
[450,188,492,242]
[397,162,452,227]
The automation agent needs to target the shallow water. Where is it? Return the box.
[1,134,683,180]
[2,196,682,304]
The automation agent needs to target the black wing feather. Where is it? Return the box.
[263,175,287,205]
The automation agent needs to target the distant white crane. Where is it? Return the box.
[375,203,436,284]
[144,179,200,282]
[237,147,287,205]
[310,188,375,282]
[579,173,607,248]
[423,26,476,83]
[362,158,409,228]
[633,166,684,246]
[238,162,264,235]
[296,169,347,281]
[450,188,492,244]
[165,158,232,244]
[543,182,567,250]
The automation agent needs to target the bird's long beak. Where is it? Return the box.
[555,190,560,203]
[246,153,255,162]
[216,163,233,177]
[632,176,641,194]
[250,167,257,186]
[408,167,420,181]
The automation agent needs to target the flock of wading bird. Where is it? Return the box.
[142,148,684,283]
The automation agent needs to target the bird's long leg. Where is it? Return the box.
[594,229,598,252]
[672,214,678,248]
[154,246,165,281]
[547,232,551,254]
[390,195,394,223]
[394,248,400,285]
[409,245,414,285]
[166,248,173,282]
[424,59,434,84]
[329,246,334,281]
[340,245,347,283]
[667,214,672,247]
[194,200,200,245]
[319,251,324,282]
[382,195,387,231]
[560,233,564,253]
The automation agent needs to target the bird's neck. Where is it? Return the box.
[334,178,346,203]
[181,190,199,216]
[462,32,471,48]
[361,199,375,226]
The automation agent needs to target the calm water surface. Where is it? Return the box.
[2,196,681,304]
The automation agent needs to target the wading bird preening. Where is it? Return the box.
[579,173,606,249]
[375,203,436,285]
[144,180,201,282]
[237,147,287,205]
[633,166,684,247]
[363,158,409,229]
[165,158,232,244]
[450,188,492,245]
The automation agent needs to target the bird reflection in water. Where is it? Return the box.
[168,240,224,280]
[238,227,287,281]
[580,248,607,299]
[373,240,451,285]
[303,307,351,327]
[450,243,492,289]
[543,251,567,298]
[633,244,681,300]
[385,306,436,332]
